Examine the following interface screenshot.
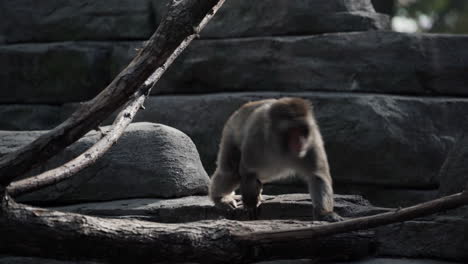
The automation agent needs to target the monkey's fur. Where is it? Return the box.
[209,97,342,221]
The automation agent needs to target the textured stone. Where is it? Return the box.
[52,193,387,223]
[0,0,388,44]
[438,133,468,196]
[153,32,468,96]
[0,92,464,203]
[152,0,389,39]
[0,256,99,264]
[0,42,110,103]
[0,104,76,130]
[1,0,154,43]
[377,215,468,262]
[133,93,465,194]
[1,122,209,203]
[255,258,461,264]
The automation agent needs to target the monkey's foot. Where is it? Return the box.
[319,212,344,222]
[213,196,238,210]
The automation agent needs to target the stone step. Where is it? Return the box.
[1,0,388,44]
[2,32,467,103]
[154,31,468,96]
[154,0,389,39]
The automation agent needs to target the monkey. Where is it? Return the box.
[209,97,343,222]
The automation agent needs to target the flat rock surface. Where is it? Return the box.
[1,122,209,203]
[52,193,389,222]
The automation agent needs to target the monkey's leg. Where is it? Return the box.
[239,165,262,220]
[308,176,343,222]
[209,137,241,210]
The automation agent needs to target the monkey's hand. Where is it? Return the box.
[213,196,238,210]
[319,212,344,222]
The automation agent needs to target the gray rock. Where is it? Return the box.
[0,92,464,206]
[438,133,468,196]
[52,193,387,223]
[152,0,389,39]
[4,31,468,104]
[0,42,110,104]
[0,256,99,264]
[0,104,76,130]
[152,32,468,96]
[1,122,209,203]
[1,0,154,43]
[133,93,462,195]
[255,258,461,264]
[377,215,468,261]
[0,0,388,44]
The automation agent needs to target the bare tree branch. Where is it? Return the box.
[1,189,467,262]
[235,190,468,243]
[6,90,147,197]
[0,0,226,187]
[0,194,373,263]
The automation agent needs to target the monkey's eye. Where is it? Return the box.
[294,123,309,137]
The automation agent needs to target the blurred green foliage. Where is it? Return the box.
[397,0,468,33]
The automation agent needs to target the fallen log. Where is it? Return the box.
[0,193,374,263]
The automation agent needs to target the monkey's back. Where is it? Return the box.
[225,99,276,147]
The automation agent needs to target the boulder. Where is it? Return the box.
[149,32,468,96]
[131,93,465,202]
[0,42,110,104]
[1,0,154,43]
[152,0,389,39]
[0,122,209,203]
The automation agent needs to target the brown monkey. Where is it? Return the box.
[209,97,342,221]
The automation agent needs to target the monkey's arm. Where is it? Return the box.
[209,133,241,209]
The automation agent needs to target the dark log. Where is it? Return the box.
[236,190,468,243]
[6,91,147,197]
[0,0,226,186]
[0,196,374,263]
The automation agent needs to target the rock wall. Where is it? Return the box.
[1,0,467,207]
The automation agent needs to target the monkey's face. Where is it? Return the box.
[287,124,309,158]
[274,119,310,158]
